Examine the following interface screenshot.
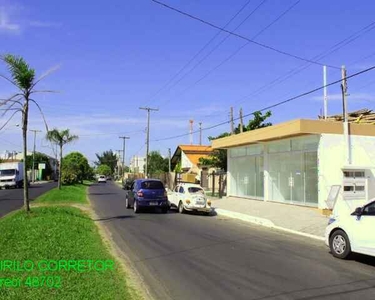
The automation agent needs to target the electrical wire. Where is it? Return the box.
[151,65,375,142]
[198,19,375,118]
[153,0,268,107]
[156,0,302,108]
[142,0,253,106]
[151,0,339,69]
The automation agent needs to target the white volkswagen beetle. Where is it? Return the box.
[168,183,212,215]
[325,199,375,259]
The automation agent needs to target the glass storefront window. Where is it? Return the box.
[230,153,264,198]
[268,151,318,205]
[247,145,263,155]
[268,140,291,153]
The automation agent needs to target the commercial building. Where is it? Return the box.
[212,119,375,213]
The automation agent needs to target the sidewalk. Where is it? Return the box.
[209,196,329,241]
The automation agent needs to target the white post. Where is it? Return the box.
[323,65,328,119]
[341,65,351,165]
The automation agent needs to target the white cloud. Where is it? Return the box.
[0,7,20,33]
[29,21,61,28]
[311,93,375,103]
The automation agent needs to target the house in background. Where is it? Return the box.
[171,145,213,176]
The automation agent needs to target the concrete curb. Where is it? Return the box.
[214,208,325,242]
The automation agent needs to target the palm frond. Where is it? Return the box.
[29,99,49,132]
[2,54,35,91]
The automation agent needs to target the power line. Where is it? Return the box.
[152,65,375,142]
[230,20,375,107]
[153,0,268,107]
[142,0,253,106]
[151,0,339,69]
[156,0,302,108]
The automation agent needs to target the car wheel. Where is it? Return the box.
[134,200,140,214]
[330,229,351,259]
[125,196,131,209]
[178,201,185,214]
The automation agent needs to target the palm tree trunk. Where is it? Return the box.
[23,102,30,212]
[58,144,62,189]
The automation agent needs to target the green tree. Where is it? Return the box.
[46,129,79,190]
[147,151,169,176]
[95,150,118,174]
[200,111,272,171]
[25,152,53,179]
[62,152,92,184]
[0,54,54,212]
[96,164,112,177]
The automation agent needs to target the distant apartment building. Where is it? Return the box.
[130,156,145,173]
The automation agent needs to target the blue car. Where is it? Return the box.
[125,179,169,213]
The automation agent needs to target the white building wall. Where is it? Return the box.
[319,133,375,212]
[130,156,145,173]
[181,151,193,169]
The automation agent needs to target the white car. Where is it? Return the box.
[168,183,212,215]
[325,199,375,259]
[97,175,107,183]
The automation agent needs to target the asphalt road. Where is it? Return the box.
[89,182,375,300]
[0,182,57,217]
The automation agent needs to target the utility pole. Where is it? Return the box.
[116,150,122,178]
[239,108,244,133]
[139,107,158,178]
[168,148,171,173]
[323,66,328,119]
[230,107,234,135]
[341,65,351,165]
[30,129,41,183]
[189,120,194,145]
[199,122,202,145]
[119,137,129,180]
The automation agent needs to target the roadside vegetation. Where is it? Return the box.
[199,110,272,170]
[46,129,79,190]
[0,54,56,211]
[0,206,136,300]
[35,182,90,204]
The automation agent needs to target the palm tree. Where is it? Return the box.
[46,129,78,189]
[0,54,53,212]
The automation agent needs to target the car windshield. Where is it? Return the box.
[140,181,164,189]
[188,187,204,194]
[0,169,15,176]
[100,176,105,178]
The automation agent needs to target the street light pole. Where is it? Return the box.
[119,137,129,180]
[168,148,171,173]
[30,129,41,183]
[139,107,158,178]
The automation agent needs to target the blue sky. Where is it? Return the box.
[1,0,375,164]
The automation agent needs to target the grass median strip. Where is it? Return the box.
[35,182,91,204]
[0,206,138,300]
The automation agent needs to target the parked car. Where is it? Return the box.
[123,179,134,190]
[168,183,212,215]
[97,175,107,183]
[325,199,375,259]
[125,179,169,213]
